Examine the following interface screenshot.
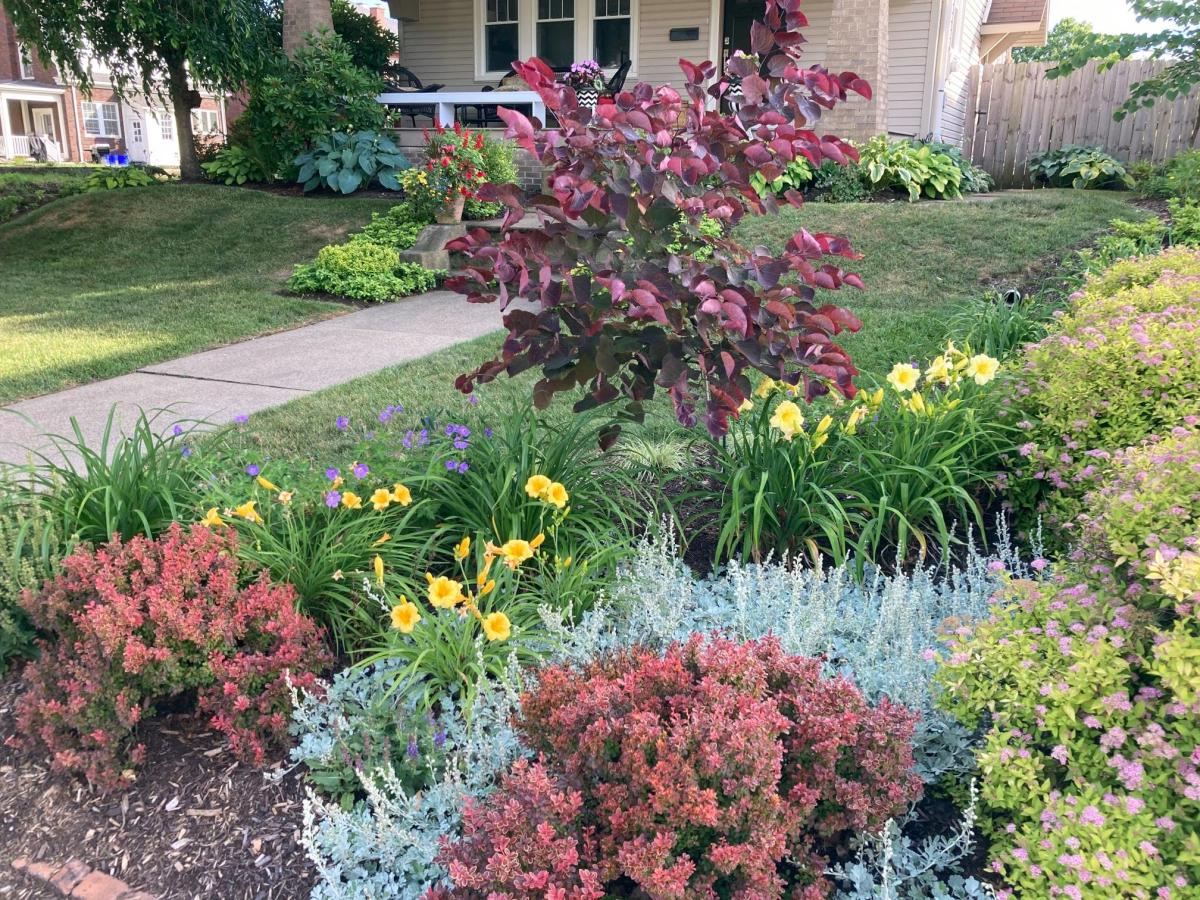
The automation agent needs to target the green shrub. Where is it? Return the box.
[0,496,62,672]
[295,130,410,194]
[858,136,963,200]
[238,33,385,179]
[944,291,1055,359]
[1008,249,1200,534]
[352,202,430,249]
[1168,197,1200,247]
[464,135,518,219]
[201,144,272,185]
[1028,144,1134,190]
[1137,148,1200,201]
[1078,215,1168,274]
[288,241,440,302]
[79,165,159,192]
[811,158,870,202]
[10,408,202,547]
[749,155,814,199]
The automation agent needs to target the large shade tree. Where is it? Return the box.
[5,0,280,179]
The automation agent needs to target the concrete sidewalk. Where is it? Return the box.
[0,290,508,467]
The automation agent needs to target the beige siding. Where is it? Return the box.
[399,0,477,88]
[788,0,834,67]
[937,0,986,145]
[887,0,933,136]
[637,0,716,90]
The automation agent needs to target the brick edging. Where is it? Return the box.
[11,858,157,900]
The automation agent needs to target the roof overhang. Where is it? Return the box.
[980,20,1044,33]
[0,81,66,99]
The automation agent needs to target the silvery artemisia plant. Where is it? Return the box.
[299,665,525,900]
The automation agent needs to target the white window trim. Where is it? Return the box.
[191,108,220,135]
[82,101,121,138]
[18,42,35,79]
[473,0,637,83]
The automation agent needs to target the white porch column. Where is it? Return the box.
[0,95,12,157]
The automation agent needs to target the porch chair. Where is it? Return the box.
[383,66,445,126]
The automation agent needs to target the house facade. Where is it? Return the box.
[0,6,229,166]
[387,0,1046,145]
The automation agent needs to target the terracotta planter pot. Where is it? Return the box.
[436,194,466,224]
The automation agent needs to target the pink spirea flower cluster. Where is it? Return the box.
[12,523,329,791]
[434,635,921,898]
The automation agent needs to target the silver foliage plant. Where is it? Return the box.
[299,667,524,900]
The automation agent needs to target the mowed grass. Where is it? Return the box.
[224,189,1137,461]
[0,183,395,404]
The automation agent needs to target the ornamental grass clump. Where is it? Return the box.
[1009,249,1200,535]
[13,524,329,791]
[435,635,922,898]
[447,0,873,443]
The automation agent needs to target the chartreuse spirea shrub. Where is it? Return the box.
[432,636,921,899]
[351,202,429,251]
[287,241,440,302]
[0,493,61,672]
[1009,248,1200,534]
[14,524,329,791]
[699,341,1010,569]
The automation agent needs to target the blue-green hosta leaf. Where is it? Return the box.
[337,169,363,194]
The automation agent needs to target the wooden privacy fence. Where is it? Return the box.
[965,58,1200,188]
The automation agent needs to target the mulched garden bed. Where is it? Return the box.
[0,674,312,900]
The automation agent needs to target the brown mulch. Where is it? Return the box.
[0,675,312,900]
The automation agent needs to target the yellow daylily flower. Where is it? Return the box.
[255,475,280,493]
[278,490,294,506]
[525,474,552,499]
[373,532,392,546]
[906,392,928,416]
[738,398,754,414]
[886,363,920,393]
[924,355,952,385]
[454,536,471,560]
[426,574,465,609]
[498,538,536,569]
[811,414,834,450]
[478,578,496,598]
[754,378,777,399]
[869,388,885,408]
[332,569,344,581]
[530,532,546,549]
[390,597,421,633]
[544,482,569,509]
[341,491,363,510]
[844,405,869,435]
[391,483,413,506]
[769,400,804,441]
[966,354,1000,386]
[200,507,224,527]
[233,500,263,524]
[370,488,393,511]
[481,611,512,642]
[330,475,344,489]
[373,554,385,586]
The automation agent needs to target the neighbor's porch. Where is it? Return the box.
[0,84,71,161]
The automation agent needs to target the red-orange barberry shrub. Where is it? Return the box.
[14,523,329,791]
[436,635,922,897]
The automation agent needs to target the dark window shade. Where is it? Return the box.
[593,18,629,68]
[486,23,519,72]
[537,20,575,68]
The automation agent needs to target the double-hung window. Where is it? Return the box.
[484,0,521,76]
[82,101,120,137]
[18,43,34,79]
[192,109,220,135]
[592,0,630,68]
[536,0,575,69]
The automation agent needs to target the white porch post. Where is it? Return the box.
[0,95,12,157]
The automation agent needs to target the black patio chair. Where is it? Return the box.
[604,58,632,95]
[383,66,445,127]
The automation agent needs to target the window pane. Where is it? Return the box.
[486,22,519,73]
[537,21,574,69]
[593,18,629,67]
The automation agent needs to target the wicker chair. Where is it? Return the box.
[383,66,445,126]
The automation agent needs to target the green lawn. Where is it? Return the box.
[0,183,395,404]
[224,189,1136,460]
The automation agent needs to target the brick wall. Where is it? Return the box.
[819,0,889,141]
[283,0,335,57]
[513,148,544,192]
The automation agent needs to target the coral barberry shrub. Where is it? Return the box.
[447,0,871,442]
[14,523,329,790]
[436,635,921,898]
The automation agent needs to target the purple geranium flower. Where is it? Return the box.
[353,462,370,479]
[325,491,341,508]
[245,463,261,477]
[172,424,184,436]
[445,459,458,471]
[457,461,469,474]
[325,467,340,481]
[335,416,350,431]
[180,446,192,458]
[233,413,250,425]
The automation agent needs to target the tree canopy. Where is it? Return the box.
[331,0,400,72]
[1012,17,1104,63]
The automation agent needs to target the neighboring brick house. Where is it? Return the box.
[0,5,230,165]
[382,0,1047,145]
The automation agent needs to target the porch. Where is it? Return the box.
[0,83,70,161]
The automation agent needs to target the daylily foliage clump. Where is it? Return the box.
[447,0,871,441]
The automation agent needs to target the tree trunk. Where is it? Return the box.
[164,52,202,181]
[283,0,334,58]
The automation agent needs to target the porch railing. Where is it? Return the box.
[1,134,32,158]
[377,91,546,127]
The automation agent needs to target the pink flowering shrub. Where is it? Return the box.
[937,572,1199,898]
[14,524,329,790]
[436,636,921,898]
[1007,249,1200,538]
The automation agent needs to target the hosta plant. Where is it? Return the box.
[446,0,872,443]
[858,136,963,200]
[202,144,272,185]
[295,129,410,194]
[1028,144,1134,190]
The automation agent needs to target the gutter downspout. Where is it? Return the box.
[926,0,952,141]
